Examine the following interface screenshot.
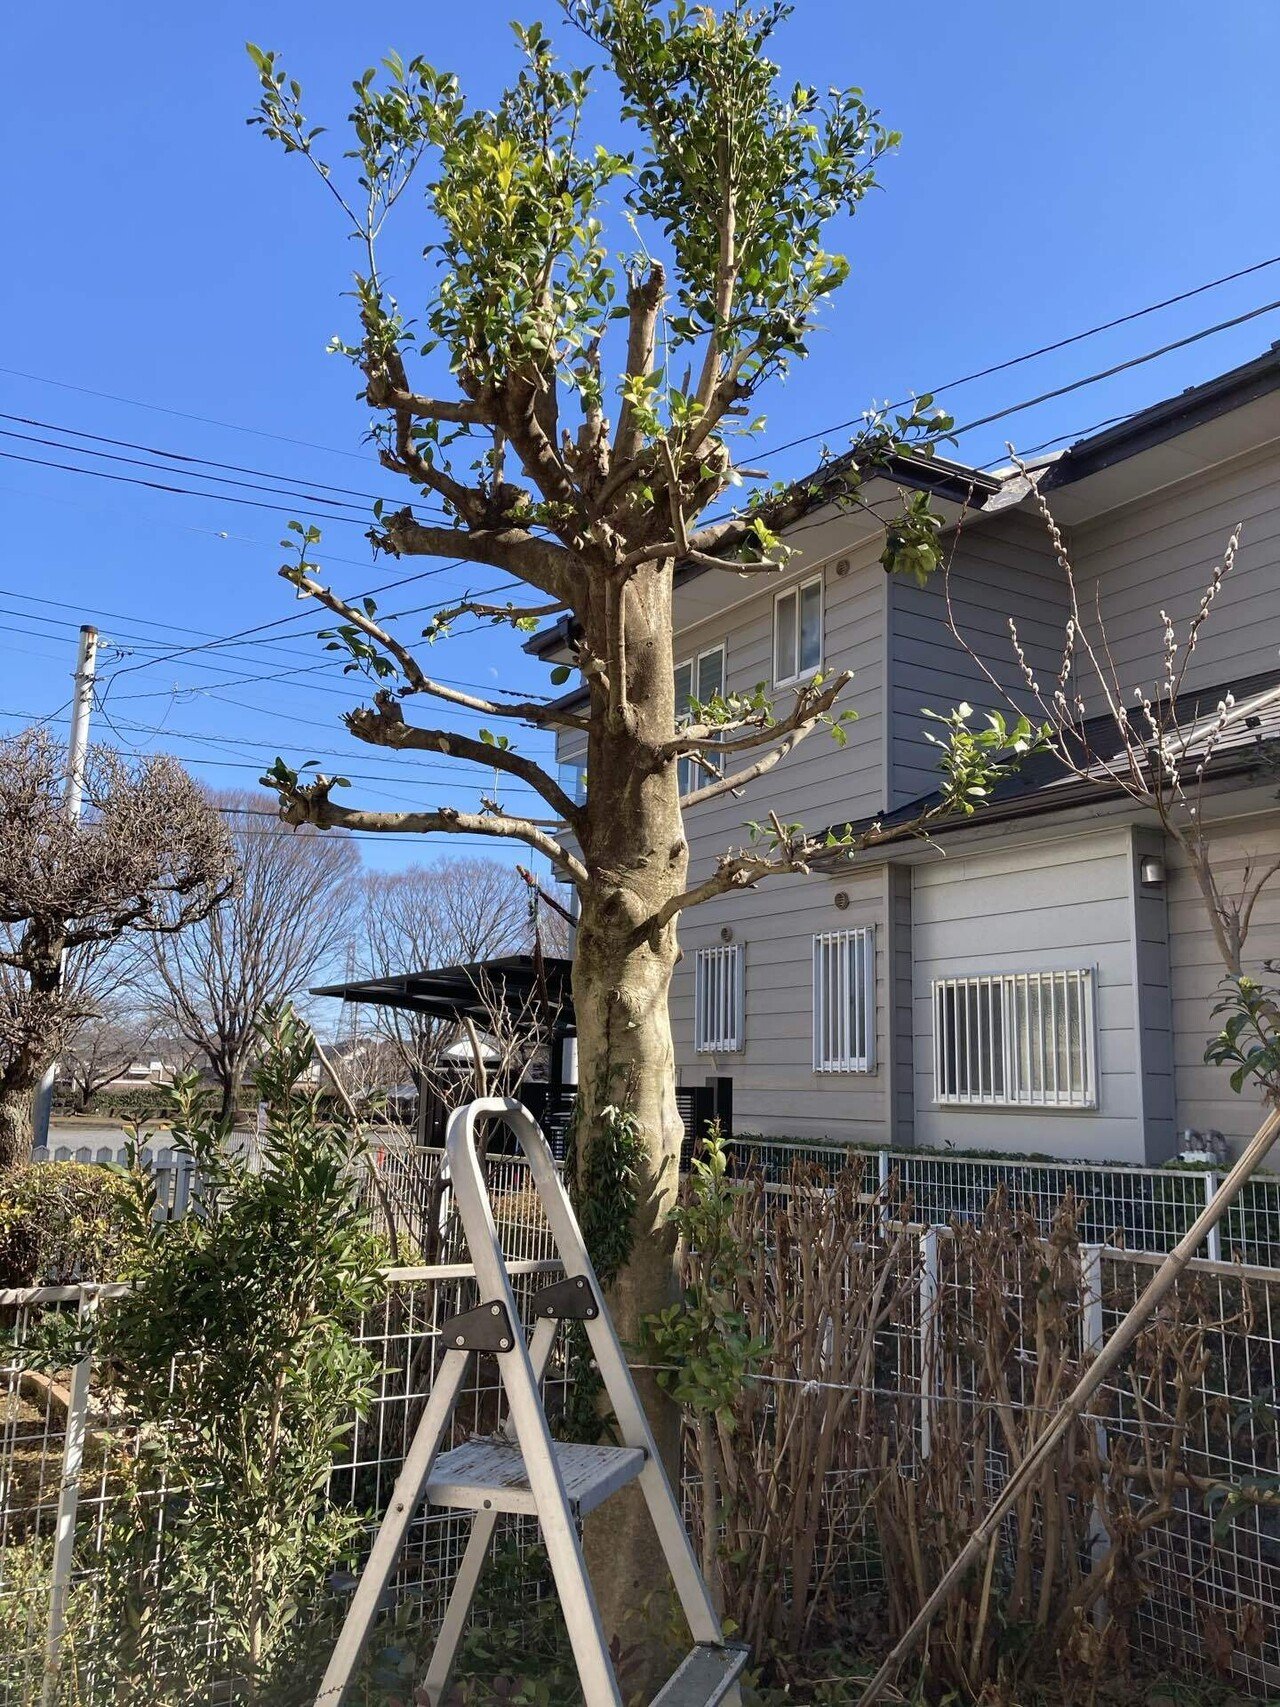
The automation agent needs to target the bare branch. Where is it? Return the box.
[365,371,491,426]
[285,569,586,729]
[277,782,588,887]
[613,262,666,468]
[378,509,578,601]
[663,671,852,757]
[679,714,834,808]
[346,694,583,825]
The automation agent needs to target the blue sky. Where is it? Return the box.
[1,1,1277,877]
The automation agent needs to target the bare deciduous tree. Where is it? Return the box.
[355,857,561,1087]
[61,997,161,1113]
[0,730,231,1168]
[147,790,360,1119]
[945,468,1280,981]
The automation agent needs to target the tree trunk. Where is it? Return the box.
[571,564,692,1665]
[0,1082,34,1172]
[0,943,63,1172]
[217,1066,242,1126]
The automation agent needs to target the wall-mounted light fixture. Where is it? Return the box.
[833,890,850,911]
[719,925,735,944]
[834,557,851,578]
[1140,855,1166,887]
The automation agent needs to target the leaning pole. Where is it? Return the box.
[856,1101,1280,1707]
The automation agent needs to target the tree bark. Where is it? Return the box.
[570,563,692,1660]
[0,1083,34,1171]
[0,944,62,1171]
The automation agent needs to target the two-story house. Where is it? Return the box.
[531,348,1280,1163]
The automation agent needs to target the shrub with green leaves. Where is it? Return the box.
[0,1161,138,1285]
[86,1004,388,1704]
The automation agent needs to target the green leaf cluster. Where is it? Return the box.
[638,1124,766,1419]
[81,1004,388,1702]
[1206,976,1280,1097]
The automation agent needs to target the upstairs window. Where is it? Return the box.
[812,927,875,1072]
[694,944,743,1053]
[556,759,587,807]
[675,643,726,797]
[774,575,823,685]
[933,969,1097,1109]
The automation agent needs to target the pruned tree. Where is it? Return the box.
[245,3,1024,1631]
[0,730,231,1168]
[147,790,360,1119]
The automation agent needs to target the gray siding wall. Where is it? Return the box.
[1166,811,1280,1151]
[672,535,888,883]
[910,826,1150,1163]
[887,508,1068,807]
[670,864,892,1143]
[1069,440,1280,701]
[887,864,915,1146]
[1131,824,1177,1163]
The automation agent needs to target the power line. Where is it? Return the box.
[0,445,387,525]
[0,411,410,508]
[757,251,1280,462]
[943,295,1280,448]
[0,426,375,526]
[0,366,372,464]
[0,598,523,703]
[693,291,1280,536]
[0,701,545,798]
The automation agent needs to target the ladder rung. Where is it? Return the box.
[425,1437,646,1517]
[651,1643,749,1707]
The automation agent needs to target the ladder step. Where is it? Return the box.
[425,1437,646,1518]
[651,1643,749,1707]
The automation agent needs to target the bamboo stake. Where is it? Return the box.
[855,1102,1280,1707]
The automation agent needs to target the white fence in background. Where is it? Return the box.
[729,1135,1280,1267]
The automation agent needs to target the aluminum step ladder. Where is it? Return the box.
[314,1096,746,1707]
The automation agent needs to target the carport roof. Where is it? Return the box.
[313,953,575,1036]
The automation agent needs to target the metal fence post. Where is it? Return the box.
[1079,1245,1110,1628]
[42,1284,100,1706]
[918,1227,940,1461]
[1204,1171,1223,1262]
[878,1150,891,1237]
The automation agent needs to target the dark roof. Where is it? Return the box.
[843,669,1280,851]
[1044,343,1280,490]
[313,953,575,1035]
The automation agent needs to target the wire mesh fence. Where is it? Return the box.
[7,1134,1280,1700]
[728,1135,1280,1265]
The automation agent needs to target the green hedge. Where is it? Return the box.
[0,1162,139,1285]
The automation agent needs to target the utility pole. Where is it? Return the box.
[31,626,99,1152]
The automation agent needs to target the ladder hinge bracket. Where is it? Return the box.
[532,1275,599,1321]
[443,1300,517,1352]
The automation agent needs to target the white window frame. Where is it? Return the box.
[812,927,875,1073]
[694,943,744,1054]
[932,968,1098,1110]
[773,573,824,687]
[675,641,727,797]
